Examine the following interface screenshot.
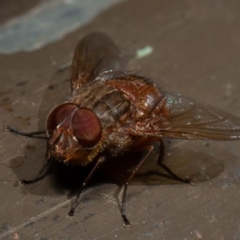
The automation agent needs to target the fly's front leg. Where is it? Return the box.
[6,126,49,183]
[119,145,154,228]
[67,156,105,218]
[157,139,194,185]
[19,143,51,185]
[19,159,50,185]
[5,126,47,139]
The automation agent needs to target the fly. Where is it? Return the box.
[7,32,240,228]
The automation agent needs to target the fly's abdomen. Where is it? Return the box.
[107,76,164,119]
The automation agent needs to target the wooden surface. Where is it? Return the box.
[1,0,240,239]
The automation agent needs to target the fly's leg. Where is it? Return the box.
[5,126,47,139]
[67,156,105,218]
[19,144,51,185]
[19,159,50,185]
[157,139,194,185]
[6,126,49,182]
[119,145,154,228]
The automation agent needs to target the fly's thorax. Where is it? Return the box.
[68,83,131,128]
[105,128,133,157]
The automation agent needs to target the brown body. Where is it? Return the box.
[64,75,164,164]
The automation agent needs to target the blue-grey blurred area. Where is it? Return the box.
[0,0,123,54]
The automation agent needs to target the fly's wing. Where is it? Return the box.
[71,32,127,92]
[133,93,240,140]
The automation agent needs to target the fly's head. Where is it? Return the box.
[46,103,102,165]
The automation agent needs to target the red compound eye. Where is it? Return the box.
[46,103,78,134]
[72,108,102,147]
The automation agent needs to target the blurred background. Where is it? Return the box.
[0,0,240,239]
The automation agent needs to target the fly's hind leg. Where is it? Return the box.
[157,139,194,185]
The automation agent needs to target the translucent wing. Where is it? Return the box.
[134,93,240,140]
[71,32,127,92]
